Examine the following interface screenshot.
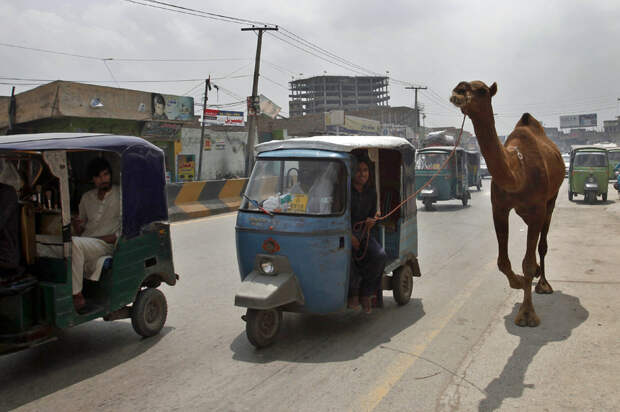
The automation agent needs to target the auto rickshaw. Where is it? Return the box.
[0,133,177,355]
[607,147,620,180]
[465,150,482,191]
[568,145,609,203]
[415,146,470,210]
[235,136,421,348]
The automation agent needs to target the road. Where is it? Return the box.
[1,179,619,411]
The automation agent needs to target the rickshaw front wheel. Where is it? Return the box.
[392,265,413,305]
[245,308,282,349]
[131,288,168,338]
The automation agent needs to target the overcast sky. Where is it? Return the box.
[2,0,620,136]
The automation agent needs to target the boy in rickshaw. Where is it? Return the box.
[71,158,121,312]
[348,156,387,314]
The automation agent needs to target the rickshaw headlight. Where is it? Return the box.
[259,259,276,275]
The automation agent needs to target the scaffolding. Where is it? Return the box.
[289,76,389,118]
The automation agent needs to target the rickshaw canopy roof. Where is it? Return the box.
[418,146,466,153]
[570,145,608,153]
[0,133,168,238]
[256,135,415,155]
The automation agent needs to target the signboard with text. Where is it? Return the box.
[560,113,597,128]
[203,109,245,127]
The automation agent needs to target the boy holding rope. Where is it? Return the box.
[348,155,387,314]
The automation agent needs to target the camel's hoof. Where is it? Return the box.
[515,312,540,327]
[535,281,553,294]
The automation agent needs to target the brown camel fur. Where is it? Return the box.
[450,81,565,327]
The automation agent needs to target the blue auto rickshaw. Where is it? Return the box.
[0,133,177,355]
[415,146,470,210]
[235,136,422,348]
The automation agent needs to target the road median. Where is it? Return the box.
[167,178,247,222]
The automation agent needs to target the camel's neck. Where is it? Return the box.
[469,109,520,191]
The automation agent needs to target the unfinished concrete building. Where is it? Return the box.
[289,76,389,118]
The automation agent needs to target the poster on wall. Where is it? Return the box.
[152,93,194,121]
[177,154,195,182]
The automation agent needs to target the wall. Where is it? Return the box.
[181,127,248,180]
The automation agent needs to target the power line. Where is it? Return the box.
[0,75,250,84]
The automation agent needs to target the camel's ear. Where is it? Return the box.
[489,82,497,97]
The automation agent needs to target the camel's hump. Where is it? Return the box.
[520,113,532,125]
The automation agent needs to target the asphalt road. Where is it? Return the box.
[1,179,618,412]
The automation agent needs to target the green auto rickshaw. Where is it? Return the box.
[0,133,178,355]
[607,147,620,181]
[568,145,609,203]
[415,146,470,210]
[465,150,482,191]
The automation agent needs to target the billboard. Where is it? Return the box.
[560,113,597,128]
[203,109,245,127]
[326,114,380,135]
[151,93,194,121]
[259,94,281,118]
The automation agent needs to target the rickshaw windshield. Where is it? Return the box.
[574,152,607,167]
[241,158,346,215]
[416,152,450,170]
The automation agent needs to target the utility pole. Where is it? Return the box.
[198,76,211,181]
[242,25,279,176]
[405,85,427,142]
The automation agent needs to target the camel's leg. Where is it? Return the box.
[535,197,557,294]
[492,206,524,289]
[517,215,545,327]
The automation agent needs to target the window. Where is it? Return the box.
[241,159,346,215]
[573,152,607,167]
[416,152,450,170]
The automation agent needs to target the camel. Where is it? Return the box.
[450,81,565,327]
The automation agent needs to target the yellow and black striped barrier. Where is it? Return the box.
[166,178,248,222]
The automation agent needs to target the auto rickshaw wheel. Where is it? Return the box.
[392,265,413,305]
[602,192,607,202]
[423,200,434,211]
[131,288,168,338]
[245,308,282,348]
[461,195,468,207]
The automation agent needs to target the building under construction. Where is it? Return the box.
[289,75,389,118]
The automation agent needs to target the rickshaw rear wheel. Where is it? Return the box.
[131,288,168,338]
[392,265,413,305]
[245,308,282,349]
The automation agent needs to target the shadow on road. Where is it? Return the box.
[0,321,172,411]
[230,297,425,364]
[478,290,588,411]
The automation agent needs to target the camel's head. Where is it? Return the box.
[450,81,497,117]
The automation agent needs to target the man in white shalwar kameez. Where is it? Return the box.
[72,158,120,312]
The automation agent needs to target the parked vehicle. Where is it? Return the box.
[235,136,421,348]
[415,146,470,210]
[607,147,620,180]
[0,133,177,355]
[465,150,482,191]
[568,145,609,203]
[480,159,490,179]
[562,153,570,177]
